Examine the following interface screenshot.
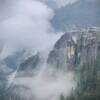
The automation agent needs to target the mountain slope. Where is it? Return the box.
[52,0,100,31]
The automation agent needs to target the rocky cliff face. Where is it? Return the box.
[17,54,41,77]
[47,27,100,71]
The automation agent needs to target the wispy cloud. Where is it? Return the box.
[0,0,60,58]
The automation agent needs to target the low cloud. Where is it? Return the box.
[13,64,76,100]
[0,0,60,58]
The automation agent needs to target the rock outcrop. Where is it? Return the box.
[47,27,100,71]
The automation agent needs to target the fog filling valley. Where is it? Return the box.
[0,0,77,100]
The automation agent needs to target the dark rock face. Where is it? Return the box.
[47,27,100,71]
[19,54,40,71]
[17,54,41,77]
[47,32,75,71]
[75,28,100,65]
[54,33,71,49]
[47,48,68,71]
